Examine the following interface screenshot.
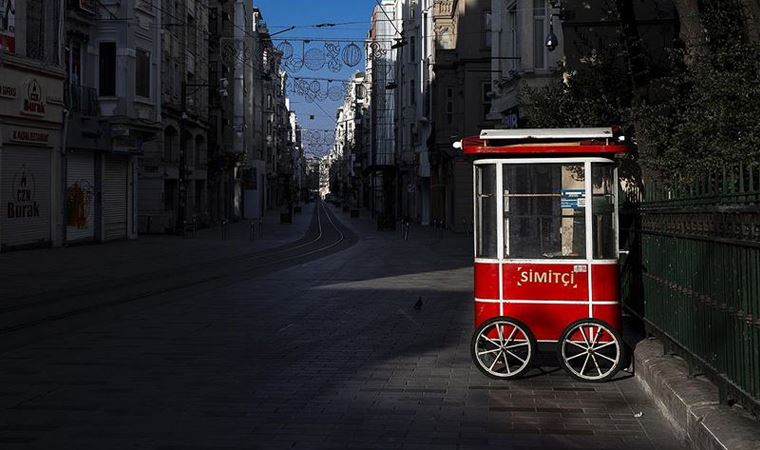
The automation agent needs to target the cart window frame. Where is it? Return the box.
[474,164,498,258]
[473,158,619,263]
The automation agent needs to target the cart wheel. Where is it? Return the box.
[471,317,535,379]
[557,319,623,382]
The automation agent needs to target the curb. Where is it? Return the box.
[634,338,760,449]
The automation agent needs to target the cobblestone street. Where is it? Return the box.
[0,205,684,449]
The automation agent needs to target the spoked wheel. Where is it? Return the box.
[471,317,535,379]
[558,319,623,382]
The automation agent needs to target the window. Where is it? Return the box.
[483,10,492,49]
[136,49,150,98]
[476,164,498,258]
[410,36,416,62]
[99,42,116,96]
[409,78,415,104]
[209,8,218,35]
[446,87,453,125]
[592,164,617,259]
[26,0,61,64]
[503,163,586,259]
[508,4,520,72]
[482,82,492,120]
[533,0,546,69]
[187,14,196,50]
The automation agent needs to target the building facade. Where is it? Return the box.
[135,0,210,234]
[0,0,65,250]
[429,0,493,232]
[366,0,398,220]
[487,0,564,128]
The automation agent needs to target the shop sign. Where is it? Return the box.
[10,128,49,145]
[7,164,40,219]
[560,189,586,209]
[516,267,579,289]
[0,82,16,99]
[500,106,519,129]
[0,0,15,54]
[21,78,46,116]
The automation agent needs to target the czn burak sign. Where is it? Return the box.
[8,164,40,219]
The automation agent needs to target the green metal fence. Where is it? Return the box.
[620,164,760,415]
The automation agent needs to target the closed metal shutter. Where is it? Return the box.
[103,155,128,241]
[66,151,96,242]
[1,147,51,247]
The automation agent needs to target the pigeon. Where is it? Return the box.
[414,296,423,311]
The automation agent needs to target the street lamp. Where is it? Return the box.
[546,0,562,52]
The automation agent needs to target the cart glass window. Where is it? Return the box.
[592,164,616,259]
[503,163,586,259]
[475,164,498,258]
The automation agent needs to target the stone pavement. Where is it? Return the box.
[0,205,685,449]
[0,203,316,305]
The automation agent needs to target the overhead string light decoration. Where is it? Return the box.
[275,39,385,73]
[286,77,353,103]
[301,128,338,156]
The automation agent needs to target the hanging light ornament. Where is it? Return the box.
[342,43,362,67]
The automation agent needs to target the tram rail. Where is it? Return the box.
[0,201,350,337]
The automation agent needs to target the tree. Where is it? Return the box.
[521,0,760,181]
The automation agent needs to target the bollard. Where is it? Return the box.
[220,219,229,240]
[182,220,195,239]
[249,221,256,241]
[403,219,410,241]
[258,218,263,238]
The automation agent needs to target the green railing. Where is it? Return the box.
[620,163,760,416]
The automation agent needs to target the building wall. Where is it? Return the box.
[0,0,65,251]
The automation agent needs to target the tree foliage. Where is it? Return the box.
[521,0,760,181]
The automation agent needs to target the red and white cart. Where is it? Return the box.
[463,128,629,381]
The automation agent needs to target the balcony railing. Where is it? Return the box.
[65,83,99,116]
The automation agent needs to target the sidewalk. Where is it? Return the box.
[326,204,473,255]
[0,203,315,303]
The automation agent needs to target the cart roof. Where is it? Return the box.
[461,127,630,157]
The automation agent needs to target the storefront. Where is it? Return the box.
[0,70,64,251]
[103,153,129,241]
[65,150,96,242]
[1,141,52,248]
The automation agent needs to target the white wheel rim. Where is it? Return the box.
[561,323,620,380]
[474,321,532,377]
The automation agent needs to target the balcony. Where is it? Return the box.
[64,83,99,116]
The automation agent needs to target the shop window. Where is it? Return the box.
[503,163,586,259]
[476,164,498,258]
[136,48,151,98]
[99,42,117,96]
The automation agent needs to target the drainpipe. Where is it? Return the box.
[61,107,70,246]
